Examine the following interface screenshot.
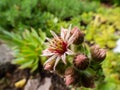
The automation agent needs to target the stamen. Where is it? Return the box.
[49,37,67,55]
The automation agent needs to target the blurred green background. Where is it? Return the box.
[0,0,120,90]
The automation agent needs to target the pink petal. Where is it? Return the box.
[61,27,67,40]
[66,49,74,55]
[44,64,51,70]
[46,37,51,41]
[65,24,72,41]
[44,55,57,65]
[53,56,60,71]
[61,53,66,64]
[42,53,54,56]
[42,49,49,54]
[42,49,54,56]
[50,30,59,39]
[65,75,74,86]
[67,29,78,46]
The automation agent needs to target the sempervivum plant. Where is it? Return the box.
[0,29,46,72]
[12,29,46,72]
[42,25,107,88]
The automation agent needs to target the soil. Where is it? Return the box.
[0,65,69,90]
[0,42,69,90]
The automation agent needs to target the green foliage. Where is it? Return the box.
[102,52,120,90]
[92,0,120,6]
[0,29,46,72]
[85,7,120,48]
[0,0,100,33]
[97,7,120,30]
[0,0,61,33]
[113,0,120,5]
[40,0,100,19]
[103,52,120,83]
[70,7,120,49]
[85,15,118,48]
[0,0,39,31]
[40,0,82,19]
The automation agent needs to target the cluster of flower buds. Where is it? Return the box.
[42,25,106,88]
[64,67,95,88]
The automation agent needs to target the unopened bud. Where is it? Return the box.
[65,75,75,86]
[71,27,84,45]
[65,67,75,76]
[44,60,55,71]
[64,67,77,86]
[73,54,89,70]
[90,45,106,62]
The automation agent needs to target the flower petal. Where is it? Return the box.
[44,54,57,65]
[46,37,54,45]
[66,49,74,55]
[61,27,67,40]
[53,56,60,71]
[50,30,59,39]
[61,53,66,64]
[42,49,54,56]
[46,37,51,42]
[65,24,72,41]
[42,49,49,54]
[67,29,78,46]
[42,52,54,56]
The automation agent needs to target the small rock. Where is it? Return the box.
[0,41,15,78]
[0,42,14,64]
[38,78,52,90]
[24,79,40,90]
[24,77,52,90]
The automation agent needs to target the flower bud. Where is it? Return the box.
[65,67,75,76]
[90,45,106,62]
[73,54,89,70]
[65,75,75,86]
[71,27,84,45]
[81,74,95,88]
[44,60,55,71]
[64,67,77,86]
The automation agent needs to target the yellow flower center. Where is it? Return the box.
[49,37,67,55]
